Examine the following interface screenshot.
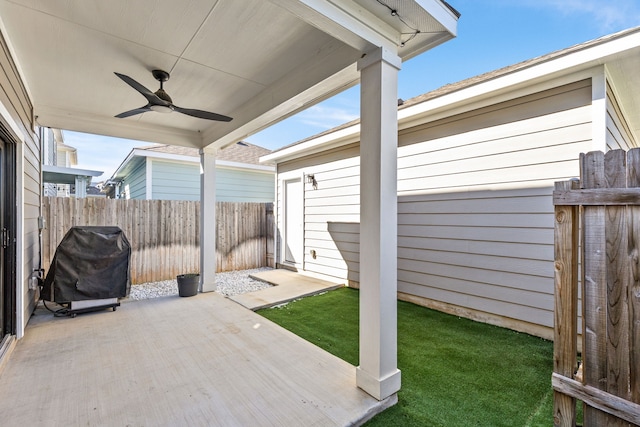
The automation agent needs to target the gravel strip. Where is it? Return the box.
[125,267,273,301]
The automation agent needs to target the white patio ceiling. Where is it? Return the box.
[0,0,458,150]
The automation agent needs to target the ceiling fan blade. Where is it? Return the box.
[173,106,233,122]
[115,105,152,118]
[114,72,166,105]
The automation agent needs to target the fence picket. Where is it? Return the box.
[553,180,579,427]
[580,151,612,426]
[42,198,274,284]
[604,150,631,427]
[627,149,640,407]
[554,149,640,426]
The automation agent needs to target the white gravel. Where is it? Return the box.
[125,267,273,300]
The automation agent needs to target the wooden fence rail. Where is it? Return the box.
[552,149,640,426]
[42,197,274,284]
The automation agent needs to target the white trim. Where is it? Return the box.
[281,175,305,269]
[15,142,24,339]
[592,67,608,152]
[277,169,305,268]
[356,48,400,400]
[0,100,25,144]
[272,170,279,265]
[604,64,640,148]
[399,32,640,121]
[416,0,459,34]
[130,149,198,163]
[42,164,103,177]
[269,0,396,53]
[398,67,603,130]
[216,159,275,172]
[260,124,361,164]
[145,159,153,200]
[357,46,402,71]
[200,150,217,292]
[112,148,274,179]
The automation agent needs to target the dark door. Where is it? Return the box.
[0,133,16,339]
[0,137,5,338]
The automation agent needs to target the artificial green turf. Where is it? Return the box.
[257,288,555,427]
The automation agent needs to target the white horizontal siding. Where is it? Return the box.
[277,144,359,280]
[395,81,591,331]
[273,79,599,334]
[399,279,554,328]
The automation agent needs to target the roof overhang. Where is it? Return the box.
[0,0,458,150]
[262,26,640,164]
[42,164,103,184]
[112,147,274,180]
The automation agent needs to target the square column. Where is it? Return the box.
[356,47,401,400]
[74,176,87,198]
[200,148,217,292]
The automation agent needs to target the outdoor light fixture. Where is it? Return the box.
[306,173,318,190]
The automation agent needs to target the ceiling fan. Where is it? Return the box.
[114,69,232,122]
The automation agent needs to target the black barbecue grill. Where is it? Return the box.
[42,226,131,316]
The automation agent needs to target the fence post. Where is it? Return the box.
[628,149,640,408]
[553,179,579,427]
[266,202,274,268]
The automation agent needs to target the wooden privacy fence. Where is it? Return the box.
[552,149,640,426]
[42,197,274,284]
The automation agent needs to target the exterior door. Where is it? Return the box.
[0,138,4,339]
[283,178,303,266]
[0,134,15,340]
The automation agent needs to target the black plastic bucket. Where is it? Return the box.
[176,274,199,297]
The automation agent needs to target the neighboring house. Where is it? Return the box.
[106,141,275,202]
[41,128,103,198]
[262,27,640,340]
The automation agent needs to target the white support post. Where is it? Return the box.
[74,176,87,198]
[356,46,401,400]
[200,148,217,292]
[591,68,607,152]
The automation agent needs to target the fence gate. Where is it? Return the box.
[553,149,640,426]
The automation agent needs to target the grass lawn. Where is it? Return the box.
[258,288,555,426]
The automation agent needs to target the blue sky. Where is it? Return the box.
[68,0,640,180]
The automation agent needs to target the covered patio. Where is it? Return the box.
[0,0,459,419]
[0,293,389,426]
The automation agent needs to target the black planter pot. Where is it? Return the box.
[176,274,199,297]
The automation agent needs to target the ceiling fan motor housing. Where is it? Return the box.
[114,69,232,121]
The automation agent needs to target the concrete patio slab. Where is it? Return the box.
[0,293,392,426]
[229,269,344,310]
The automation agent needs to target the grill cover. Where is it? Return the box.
[43,226,131,302]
